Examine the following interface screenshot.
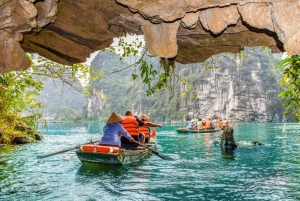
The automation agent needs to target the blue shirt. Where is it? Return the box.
[99,123,133,147]
[187,122,195,130]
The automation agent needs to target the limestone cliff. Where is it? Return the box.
[88,48,284,122]
[182,49,284,122]
[1,0,300,74]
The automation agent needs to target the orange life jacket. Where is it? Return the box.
[139,123,150,138]
[205,120,211,129]
[122,116,139,136]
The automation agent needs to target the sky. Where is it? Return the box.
[84,34,145,65]
[80,34,145,86]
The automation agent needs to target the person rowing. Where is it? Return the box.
[99,112,134,147]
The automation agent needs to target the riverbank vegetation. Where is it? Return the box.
[0,54,101,144]
[0,70,43,144]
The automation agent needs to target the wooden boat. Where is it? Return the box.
[75,138,157,165]
[175,128,221,134]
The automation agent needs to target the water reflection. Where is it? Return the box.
[204,133,211,157]
[77,163,129,176]
[220,145,236,160]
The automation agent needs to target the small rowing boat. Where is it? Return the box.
[75,138,158,165]
[175,128,221,134]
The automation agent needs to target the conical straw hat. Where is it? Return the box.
[106,112,125,124]
[140,114,150,121]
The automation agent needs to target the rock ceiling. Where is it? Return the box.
[0,0,299,73]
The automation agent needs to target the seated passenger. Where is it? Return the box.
[218,119,223,129]
[186,119,196,130]
[139,114,161,143]
[196,117,205,130]
[222,119,228,129]
[99,112,133,147]
[205,117,212,129]
[121,110,162,148]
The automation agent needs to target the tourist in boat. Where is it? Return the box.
[210,118,216,129]
[121,110,162,148]
[202,118,207,127]
[99,112,134,147]
[139,114,159,143]
[186,119,196,130]
[213,119,219,128]
[218,119,223,129]
[205,117,213,129]
[196,117,205,130]
[222,118,228,129]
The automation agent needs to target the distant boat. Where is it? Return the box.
[175,128,221,134]
[76,138,157,165]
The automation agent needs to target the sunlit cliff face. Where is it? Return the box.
[1,0,299,73]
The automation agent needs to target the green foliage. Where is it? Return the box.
[109,32,187,96]
[191,90,199,100]
[0,71,44,117]
[0,70,44,143]
[278,54,300,121]
[29,54,103,96]
[108,32,143,59]
[55,106,83,122]
[0,54,102,143]
[37,78,88,118]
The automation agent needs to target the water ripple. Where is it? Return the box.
[0,123,300,200]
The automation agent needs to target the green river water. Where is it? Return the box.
[0,122,300,200]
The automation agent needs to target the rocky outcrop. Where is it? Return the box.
[182,48,284,122]
[1,0,299,74]
[87,48,284,123]
[13,136,31,144]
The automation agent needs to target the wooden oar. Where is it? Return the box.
[37,140,99,159]
[132,140,174,161]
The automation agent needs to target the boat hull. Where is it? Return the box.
[176,129,221,134]
[76,138,157,165]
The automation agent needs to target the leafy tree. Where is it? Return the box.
[0,54,102,144]
[278,54,300,121]
[0,70,44,143]
[109,33,188,96]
